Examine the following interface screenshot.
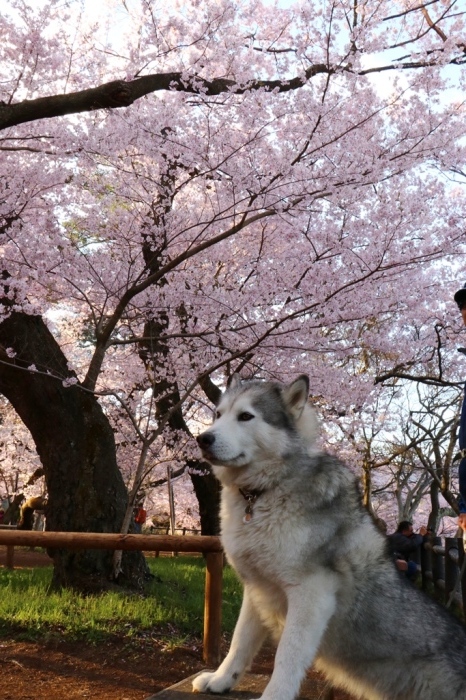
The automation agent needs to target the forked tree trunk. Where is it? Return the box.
[0,311,148,591]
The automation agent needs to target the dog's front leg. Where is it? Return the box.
[259,571,337,700]
[192,586,266,694]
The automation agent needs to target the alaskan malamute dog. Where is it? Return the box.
[194,375,466,700]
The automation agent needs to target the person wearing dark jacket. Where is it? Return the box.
[454,282,466,532]
[387,521,427,580]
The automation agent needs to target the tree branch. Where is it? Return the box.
[0,65,329,132]
[374,370,461,388]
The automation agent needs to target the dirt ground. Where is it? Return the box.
[0,549,351,700]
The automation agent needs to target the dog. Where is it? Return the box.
[193,374,466,700]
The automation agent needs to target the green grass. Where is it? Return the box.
[0,556,243,645]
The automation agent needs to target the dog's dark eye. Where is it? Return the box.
[216,411,221,419]
[238,412,254,422]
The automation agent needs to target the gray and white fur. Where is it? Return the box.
[193,374,466,700]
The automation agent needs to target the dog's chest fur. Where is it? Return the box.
[220,485,314,585]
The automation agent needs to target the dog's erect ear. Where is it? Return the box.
[282,375,310,421]
[227,373,242,390]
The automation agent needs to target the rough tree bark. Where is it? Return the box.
[0,67,331,131]
[0,311,148,591]
[135,167,222,536]
[188,461,221,536]
[138,314,221,536]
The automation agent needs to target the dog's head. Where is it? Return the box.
[196,375,318,474]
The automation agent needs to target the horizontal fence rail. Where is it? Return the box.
[149,527,201,536]
[0,530,223,665]
[0,529,222,552]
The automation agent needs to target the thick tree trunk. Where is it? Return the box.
[0,311,148,591]
[138,306,221,537]
[187,461,221,536]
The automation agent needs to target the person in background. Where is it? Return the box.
[387,521,428,581]
[453,282,466,533]
[133,504,147,534]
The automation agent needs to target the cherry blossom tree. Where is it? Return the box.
[1,0,466,590]
[0,397,45,522]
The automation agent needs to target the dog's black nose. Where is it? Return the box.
[197,432,215,448]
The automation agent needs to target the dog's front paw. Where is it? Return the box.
[192,670,234,694]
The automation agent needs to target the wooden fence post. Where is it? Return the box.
[420,537,431,591]
[432,536,444,591]
[203,551,223,667]
[6,545,14,569]
[458,536,466,618]
[445,538,458,606]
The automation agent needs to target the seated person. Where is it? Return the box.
[387,520,428,580]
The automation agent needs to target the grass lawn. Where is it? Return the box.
[0,555,242,645]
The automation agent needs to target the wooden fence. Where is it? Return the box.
[0,530,223,665]
[419,536,466,614]
[0,531,465,669]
